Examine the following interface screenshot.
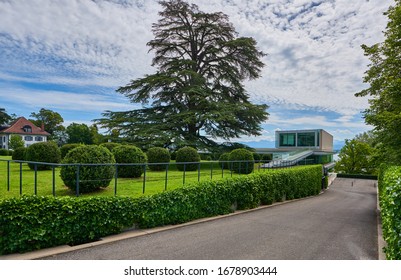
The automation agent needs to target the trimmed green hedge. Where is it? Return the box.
[0,165,323,255]
[378,165,401,260]
[0,148,10,156]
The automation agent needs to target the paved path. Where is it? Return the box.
[40,178,378,260]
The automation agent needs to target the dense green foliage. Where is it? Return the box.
[378,165,401,259]
[66,123,94,145]
[335,139,376,175]
[175,146,200,171]
[12,147,26,161]
[0,108,12,125]
[8,135,24,150]
[25,142,61,170]
[96,0,269,149]
[0,148,10,156]
[0,196,137,255]
[356,1,401,164]
[253,153,261,162]
[146,147,171,171]
[0,165,322,255]
[218,152,230,169]
[60,143,83,158]
[99,142,121,152]
[60,145,115,193]
[229,148,255,174]
[112,145,147,178]
[261,154,273,161]
[29,108,65,140]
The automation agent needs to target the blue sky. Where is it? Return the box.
[0,0,393,149]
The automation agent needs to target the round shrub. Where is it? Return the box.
[253,153,261,162]
[99,142,121,152]
[146,147,171,171]
[112,145,147,178]
[218,153,230,169]
[0,148,9,156]
[229,148,255,174]
[60,143,83,159]
[25,142,61,170]
[12,147,26,160]
[262,154,273,161]
[60,145,115,193]
[176,146,200,171]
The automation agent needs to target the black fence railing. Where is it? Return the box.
[0,159,302,198]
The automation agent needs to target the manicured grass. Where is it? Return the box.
[0,156,265,199]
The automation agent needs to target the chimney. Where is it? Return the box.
[41,122,45,131]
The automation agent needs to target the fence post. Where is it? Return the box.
[19,162,22,196]
[142,164,146,194]
[7,160,10,192]
[75,165,80,197]
[198,162,201,182]
[183,163,186,185]
[210,162,213,180]
[52,165,56,197]
[34,163,37,195]
[114,164,118,196]
[165,163,169,191]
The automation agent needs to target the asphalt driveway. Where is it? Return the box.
[36,177,378,260]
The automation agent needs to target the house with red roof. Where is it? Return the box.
[0,117,50,150]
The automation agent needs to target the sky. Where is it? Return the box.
[0,0,394,149]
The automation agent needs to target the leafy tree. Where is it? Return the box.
[30,108,65,141]
[355,1,401,164]
[97,0,269,149]
[66,123,93,144]
[89,124,104,145]
[0,108,15,126]
[335,139,375,175]
[8,135,25,150]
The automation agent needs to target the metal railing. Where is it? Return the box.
[0,158,300,197]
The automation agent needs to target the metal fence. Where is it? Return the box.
[0,159,301,197]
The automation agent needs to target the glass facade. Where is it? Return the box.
[297,132,316,147]
[277,130,322,149]
[279,133,296,147]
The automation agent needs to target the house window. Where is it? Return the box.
[23,125,32,133]
[279,133,296,147]
[25,136,33,141]
[297,132,316,147]
[35,136,43,141]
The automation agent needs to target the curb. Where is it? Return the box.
[376,181,387,260]
[0,193,322,260]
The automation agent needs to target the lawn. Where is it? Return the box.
[0,156,266,199]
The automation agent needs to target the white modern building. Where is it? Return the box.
[255,129,334,167]
[275,129,333,152]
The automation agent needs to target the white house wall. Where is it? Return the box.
[0,134,47,150]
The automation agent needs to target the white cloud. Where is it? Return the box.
[0,0,393,146]
[0,88,135,112]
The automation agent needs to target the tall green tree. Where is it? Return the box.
[66,123,93,145]
[356,0,401,164]
[335,139,376,175]
[0,108,14,126]
[97,0,269,148]
[29,108,65,138]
